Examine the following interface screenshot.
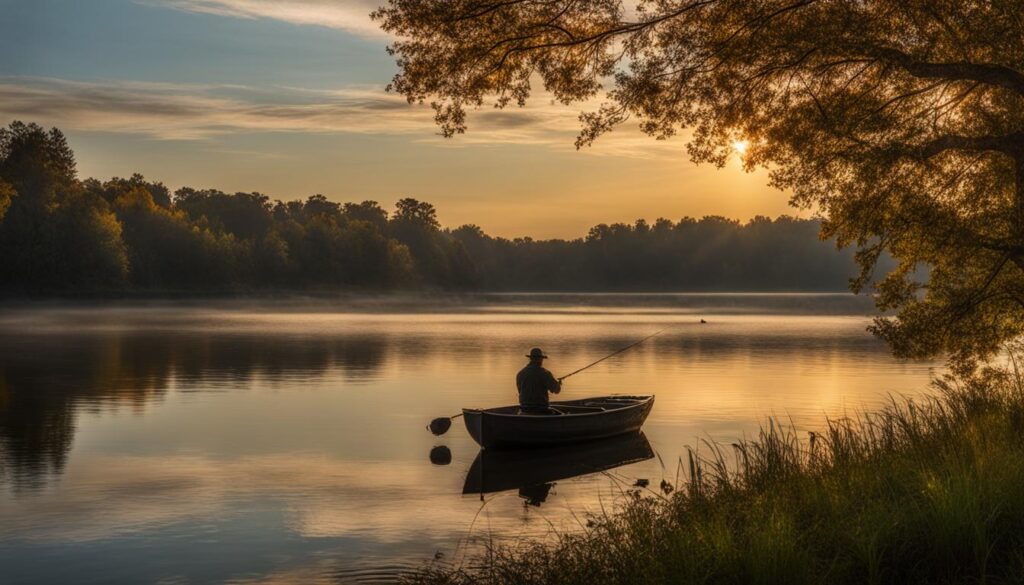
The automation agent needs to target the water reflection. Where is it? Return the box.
[0,331,390,490]
[518,483,554,507]
[462,432,655,506]
[0,376,74,490]
[429,446,452,465]
[0,296,941,584]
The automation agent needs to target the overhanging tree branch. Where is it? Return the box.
[870,46,1024,96]
[917,132,1024,158]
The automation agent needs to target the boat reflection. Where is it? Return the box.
[429,445,452,465]
[462,432,654,504]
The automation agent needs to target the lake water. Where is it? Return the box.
[0,294,941,584]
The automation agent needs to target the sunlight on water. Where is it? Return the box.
[0,294,940,584]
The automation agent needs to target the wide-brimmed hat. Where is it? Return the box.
[526,347,548,359]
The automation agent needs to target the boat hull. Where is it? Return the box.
[462,395,654,449]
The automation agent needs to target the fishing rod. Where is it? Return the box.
[556,328,668,383]
[427,327,669,436]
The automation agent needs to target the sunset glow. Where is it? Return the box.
[0,1,788,238]
[4,3,1015,583]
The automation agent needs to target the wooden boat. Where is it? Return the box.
[462,431,654,495]
[462,395,654,449]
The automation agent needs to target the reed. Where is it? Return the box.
[409,362,1024,584]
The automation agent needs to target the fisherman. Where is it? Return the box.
[517,347,562,413]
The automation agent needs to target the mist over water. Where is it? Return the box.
[0,294,940,584]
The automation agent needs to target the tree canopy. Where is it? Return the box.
[374,1,1024,367]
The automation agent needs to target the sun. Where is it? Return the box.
[732,140,749,155]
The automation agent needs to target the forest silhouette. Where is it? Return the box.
[0,121,863,293]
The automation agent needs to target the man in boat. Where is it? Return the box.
[517,347,562,414]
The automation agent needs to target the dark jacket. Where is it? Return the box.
[516,362,561,409]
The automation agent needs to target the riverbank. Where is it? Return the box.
[411,364,1024,584]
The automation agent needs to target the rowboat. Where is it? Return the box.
[462,431,654,496]
[462,395,654,449]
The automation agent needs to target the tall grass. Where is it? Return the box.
[411,364,1024,584]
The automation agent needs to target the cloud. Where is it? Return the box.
[0,77,682,158]
[145,0,387,37]
[0,77,437,140]
[147,1,650,38]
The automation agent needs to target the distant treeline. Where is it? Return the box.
[0,121,861,293]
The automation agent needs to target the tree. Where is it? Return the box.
[389,197,452,284]
[174,188,272,241]
[343,200,390,232]
[392,197,440,230]
[93,174,171,208]
[109,184,243,289]
[0,179,13,221]
[0,122,83,289]
[53,190,128,287]
[0,121,76,207]
[302,194,342,220]
[375,1,1024,368]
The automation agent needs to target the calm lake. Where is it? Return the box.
[0,294,941,584]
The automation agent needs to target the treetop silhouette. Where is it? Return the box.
[0,121,861,296]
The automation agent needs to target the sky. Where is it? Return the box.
[0,0,796,238]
